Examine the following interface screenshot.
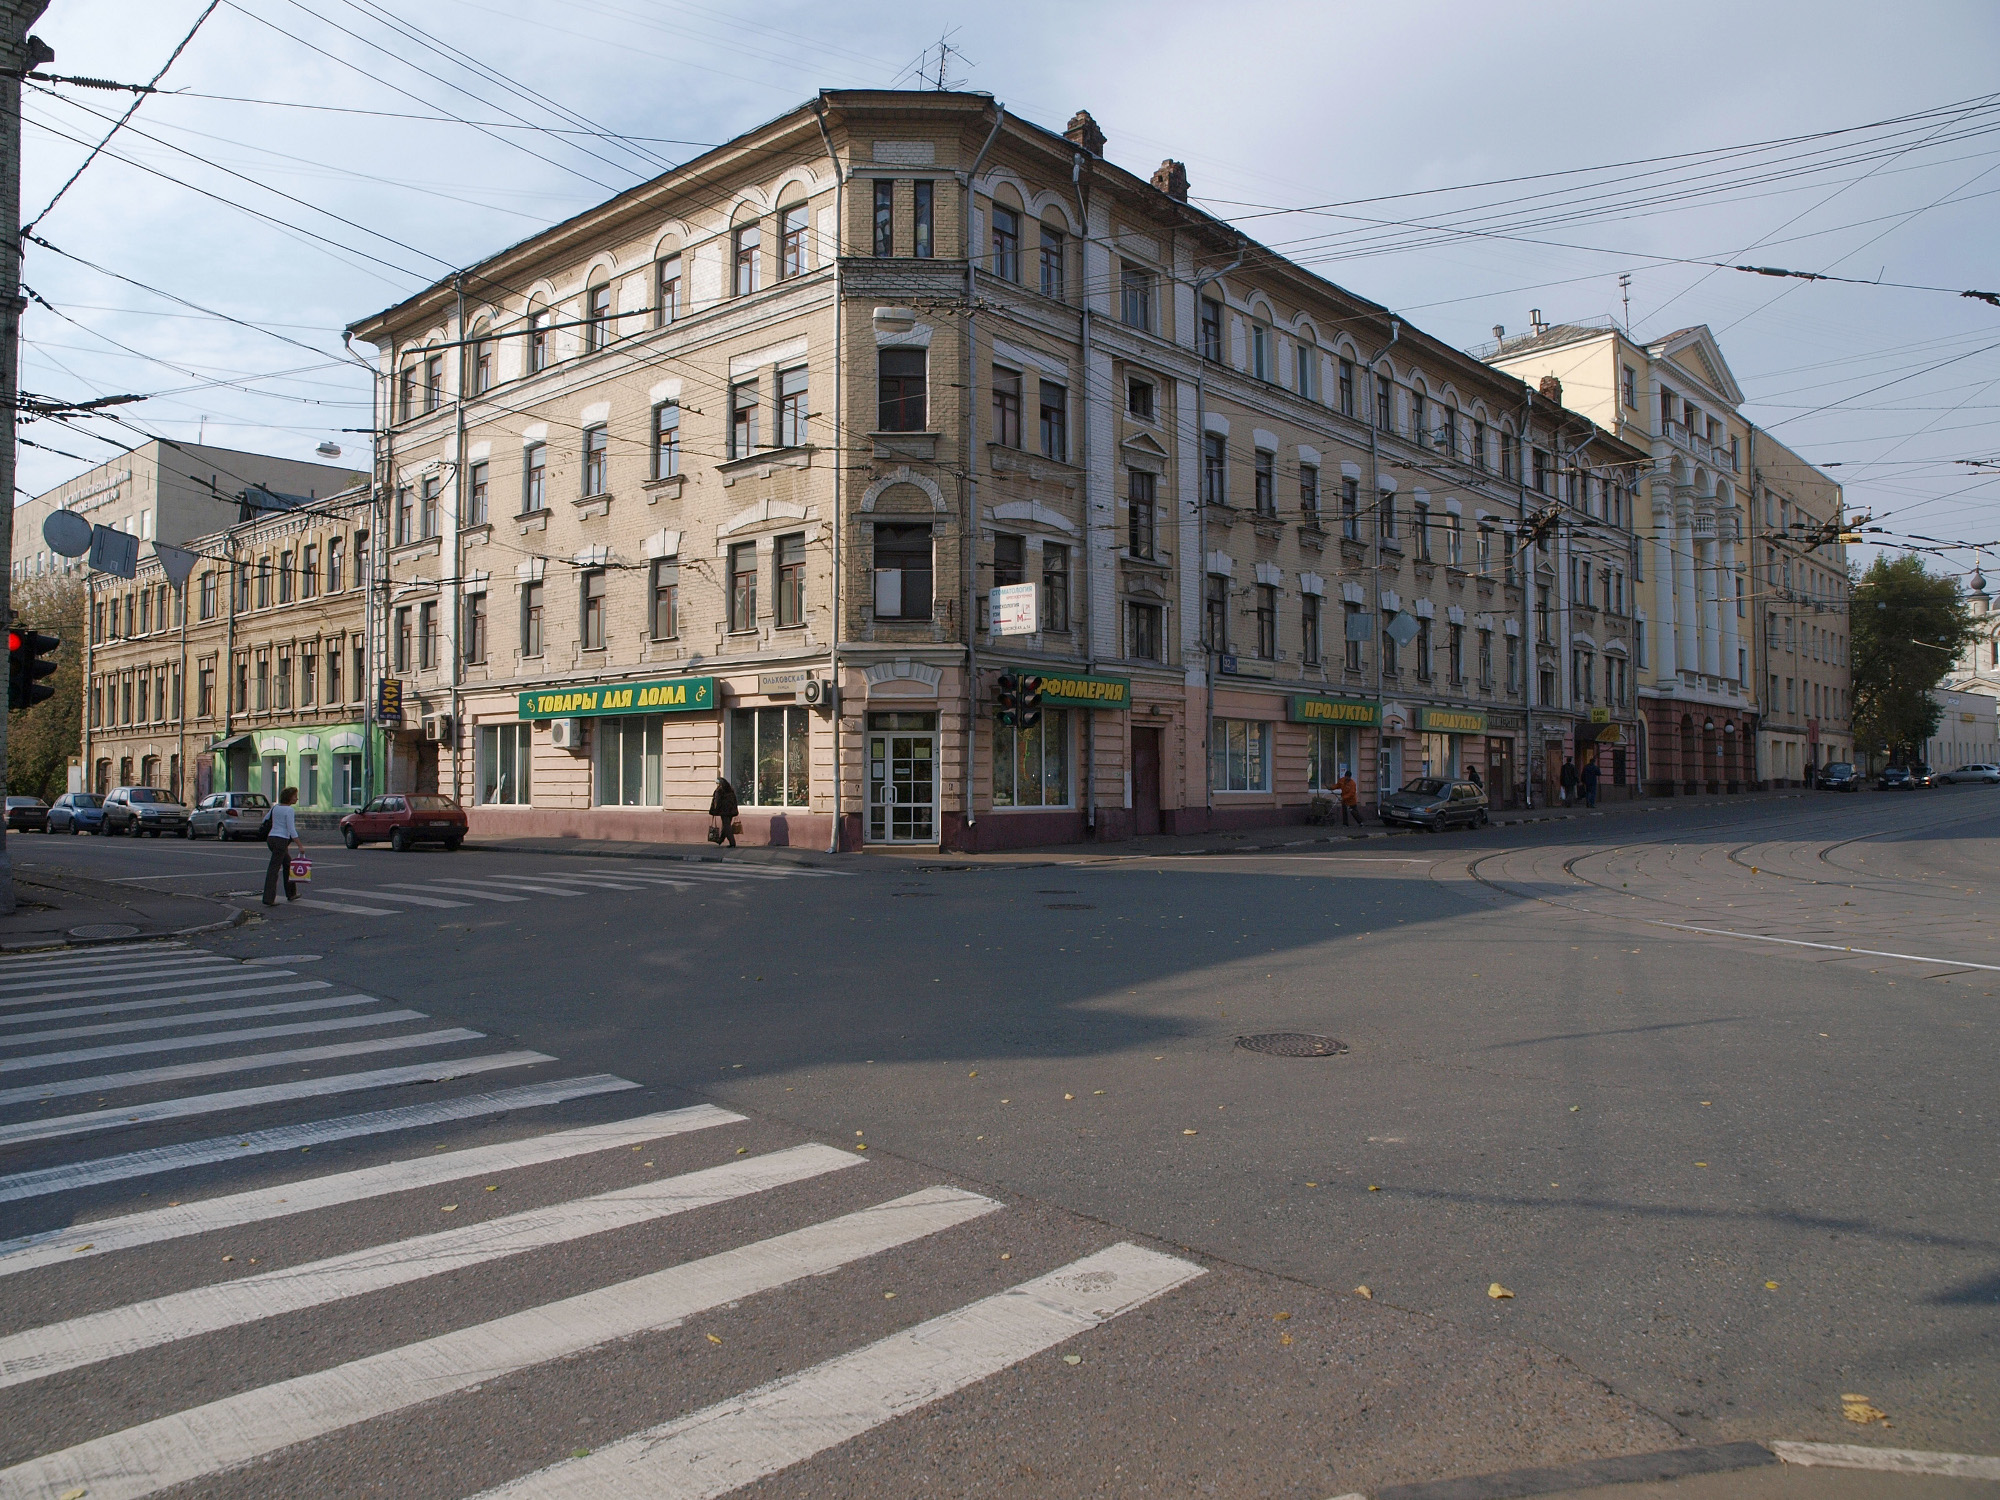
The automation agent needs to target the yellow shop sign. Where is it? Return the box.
[1287,694,1382,726]
[1415,707,1487,734]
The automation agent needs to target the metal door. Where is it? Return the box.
[1378,737,1404,806]
[868,733,936,842]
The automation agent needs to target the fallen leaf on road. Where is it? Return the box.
[61,1488,86,1500]
[1354,1286,1372,1299]
[221,1255,233,1263]
[1766,1281,1780,1289]
[1842,1394,1888,1425]
[1064,1093,1074,1100]
[1273,1312,1291,1321]
[441,1205,458,1212]
[72,1244,92,1253]
[1182,1129,1198,1136]
[1062,1354,1081,1365]
[1093,1090,1106,1095]
[1000,1253,1011,1260]
[706,1334,723,1345]
[736,1147,748,1154]
[1279,1332,1294,1346]
[855,1144,867,1151]
[1569,1105,1580,1113]
[1368,1185,1379,1191]
[1695,1162,1708,1168]
[485,1185,498,1192]
[1488,1283,1514,1300]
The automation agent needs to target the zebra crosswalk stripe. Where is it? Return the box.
[393,882,529,902]
[0,957,235,993]
[313,887,470,908]
[0,1048,552,1147]
[0,1143,862,1389]
[0,1009,422,1074]
[0,992,379,1047]
[0,1027,484,1108]
[477,1243,1206,1500]
[291,896,402,915]
[0,943,191,973]
[0,1101,730,1269]
[0,1073,636,1203]
[0,967,299,1009]
[0,1186,1000,1500]
[0,980,336,1027]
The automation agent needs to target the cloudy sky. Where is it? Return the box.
[19,0,2000,578]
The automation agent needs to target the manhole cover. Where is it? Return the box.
[1237,1032,1348,1058]
[1045,902,1096,910]
[68,923,141,939]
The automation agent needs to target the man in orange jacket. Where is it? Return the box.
[1335,767,1363,826]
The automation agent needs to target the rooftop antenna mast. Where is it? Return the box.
[1619,273,1632,336]
[928,32,969,91]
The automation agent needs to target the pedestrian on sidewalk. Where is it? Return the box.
[1580,756,1600,809]
[1336,766,1363,826]
[1559,757,1578,806]
[1467,765,1484,792]
[708,775,739,848]
[262,787,304,906]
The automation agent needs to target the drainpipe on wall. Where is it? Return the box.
[80,573,93,792]
[1191,240,1246,821]
[448,274,467,809]
[1071,149,1096,835]
[1516,389,1536,808]
[1365,319,1400,813]
[812,97,846,854]
[956,100,1004,847]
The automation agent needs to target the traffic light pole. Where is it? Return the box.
[0,3,53,916]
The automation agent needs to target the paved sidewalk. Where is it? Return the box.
[0,860,244,950]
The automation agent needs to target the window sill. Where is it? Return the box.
[573,492,613,520]
[870,431,940,462]
[389,537,442,562]
[516,510,549,534]
[643,475,685,503]
[460,522,494,547]
[718,446,814,485]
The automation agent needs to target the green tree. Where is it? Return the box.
[1849,554,1977,759]
[7,573,86,801]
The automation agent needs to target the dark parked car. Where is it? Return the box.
[190,791,273,841]
[47,792,105,834]
[1878,766,1914,790]
[1817,762,1860,792]
[340,793,467,851]
[1379,777,1490,832]
[102,786,191,837]
[4,796,48,832]
[1908,761,1936,788]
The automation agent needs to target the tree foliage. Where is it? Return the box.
[7,573,87,801]
[1849,554,1977,757]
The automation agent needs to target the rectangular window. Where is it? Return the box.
[1621,364,1637,409]
[254,652,270,711]
[1251,323,1269,381]
[652,402,680,479]
[730,380,760,458]
[327,640,342,704]
[775,532,806,628]
[1120,262,1152,330]
[1344,604,1364,671]
[472,335,493,395]
[778,365,809,448]
[256,557,272,608]
[1253,449,1275,516]
[655,255,681,326]
[912,182,933,259]
[1202,433,1227,505]
[273,653,291,710]
[730,705,811,807]
[581,569,606,649]
[650,558,679,639]
[140,590,153,634]
[1379,490,1397,542]
[336,753,362,807]
[200,571,216,620]
[1039,223,1064,297]
[1041,543,1070,633]
[1127,469,1157,559]
[1199,297,1223,362]
[1442,406,1458,457]
[781,202,809,277]
[991,205,1020,280]
[595,716,663,806]
[1301,592,1322,665]
[1205,573,1229,651]
[328,537,344,592]
[873,179,894,255]
[1341,477,1360,540]
[423,356,443,411]
[585,283,612,352]
[1376,373,1393,431]
[1478,628,1494,688]
[418,601,437,670]
[463,592,487,665]
[991,365,1023,447]
[398,364,417,422]
[1296,342,1316,400]
[582,424,609,496]
[523,442,547,513]
[466,463,488,525]
[878,348,926,431]
[521,580,544,656]
[1415,619,1432,680]
[478,723,532,805]
[1448,624,1465,685]
[734,223,760,296]
[351,641,364,701]
[197,666,215,718]
[992,710,1071,807]
[420,475,441,539]
[1126,376,1153,421]
[1412,390,1427,446]
[1532,447,1549,493]
[1506,634,1521,692]
[527,307,550,373]
[1128,601,1162,661]
[1209,718,1271,792]
[1445,515,1463,567]
[873,523,933,620]
[1338,358,1355,416]
[301,649,317,706]
[1039,381,1068,462]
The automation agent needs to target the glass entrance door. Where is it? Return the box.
[868,728,936,842]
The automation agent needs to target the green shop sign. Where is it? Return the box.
[1035,672,1131,710]
[518,676,717,720]
[1416,706,1488,735]
[1287,694,1381,727]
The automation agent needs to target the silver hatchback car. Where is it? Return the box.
[190,791,273,840]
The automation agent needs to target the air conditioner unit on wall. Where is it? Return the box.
[803,678,837,710]
[547,717,583,750]
[422,714,453,744]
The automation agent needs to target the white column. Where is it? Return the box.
[1649,493,1678,682]
[1674,504,1698,680]
[1698,532,1722,679]
[1717,514,1742,687]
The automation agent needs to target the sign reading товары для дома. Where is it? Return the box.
[518,676,717,719]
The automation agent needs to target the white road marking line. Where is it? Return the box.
[0,968,296,1009]
[0,1073,636,1204]
[289,897,400,916]
[1644,918,2000,972]
[418,879,583,897]
[478,1242,1206,1500]
[478,874,649,892]
[0,1027,484,1108]
[0,1050,556,1148]
[0,993,378,1047]
[1771,1441,2000,1480]
[313,888,470,909]
[0,958,236,993]
[0,1186,999,1500]
[0,1010,422,1074]
[593,865,828,882]
[0,943,190,972]
[0,981,333,1027]
[0,1143,862,1389]
[394,882,529,902]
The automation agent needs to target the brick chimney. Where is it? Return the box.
[1538,374,1564,406]
[1065,110,1106,157]
[1151,159,1189,201]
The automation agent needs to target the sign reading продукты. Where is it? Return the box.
[518,676,717,720]
[1287,694,1382,726]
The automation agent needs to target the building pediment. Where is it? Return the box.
[1653,326,1744,407]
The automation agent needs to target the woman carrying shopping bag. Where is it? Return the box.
[263,785,305,905]
[707,775,739,848]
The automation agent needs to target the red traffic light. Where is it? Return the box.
[5,633,18,653]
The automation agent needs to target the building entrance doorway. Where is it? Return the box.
[867,712,937,843]
[1486,737,1515,808]
[1131,727,1162,836]
[1379,737,1404,805]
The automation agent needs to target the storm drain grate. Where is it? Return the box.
[1237,1032,1348,1058]
[1044,902,1096,910]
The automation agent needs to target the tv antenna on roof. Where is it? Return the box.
[1619,273,1632,336]
[925,31,969,91]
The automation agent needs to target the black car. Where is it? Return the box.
[3,796,48,832]
[1379,777,1490,831]
[1817,762,1860,792]
[1878,766,1914,790]
[1908,761,1936,788]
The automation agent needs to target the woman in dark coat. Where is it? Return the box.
[708,776,739,848]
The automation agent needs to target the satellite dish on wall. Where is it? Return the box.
[43,510,91,557]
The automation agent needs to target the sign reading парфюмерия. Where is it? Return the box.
[518,676,717,720]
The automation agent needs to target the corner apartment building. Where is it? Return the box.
[1491,320,1844,791]
[12,440,361,583]
[82,487,385,813]
[347,91,1644,851]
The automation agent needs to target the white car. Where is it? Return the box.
[1937,763,2000,785]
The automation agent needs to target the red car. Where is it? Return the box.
[339,793,468,851]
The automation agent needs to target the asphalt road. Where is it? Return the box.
[0,789,1994,1499]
